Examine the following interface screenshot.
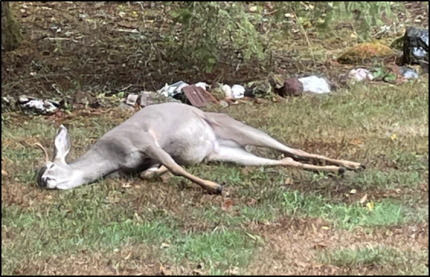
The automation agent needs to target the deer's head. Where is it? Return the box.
[36,125,75,189]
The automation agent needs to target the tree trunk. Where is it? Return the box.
[1,2,23,51]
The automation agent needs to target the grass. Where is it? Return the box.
[282,189,425,229]
[2,68,428,275]
[318,246,429,275]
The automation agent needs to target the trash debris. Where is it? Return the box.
[19,95,59,114]
[402,27,429,65]
[119,102,135,112]
[157,81,189,98]
[372,67,397,83]
[231,85,245,99]
[1,95,16,111]
[245,80,272,98]
[72,91,99,109]
[281,78,304,97]
[195,82,208,90]
[125,93,139,106]
[419,60,429,74]
[182,85,218,107]
[139,91,181,107]
[222,84,233,98]
[298,76,331,94]
[348,68,374,82]
[399,66,419,79]
[219,100,229,108]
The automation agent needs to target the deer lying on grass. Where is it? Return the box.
[36,102,364,194]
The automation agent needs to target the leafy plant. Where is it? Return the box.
[165,2,402,72]
[169,2,266,72]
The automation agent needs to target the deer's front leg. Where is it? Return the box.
[142,145,223,194]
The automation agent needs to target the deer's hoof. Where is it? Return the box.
[216,185,223,195]
[359,164,366,170]
[338,167,346,175]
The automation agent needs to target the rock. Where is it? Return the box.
[281,78,303,97]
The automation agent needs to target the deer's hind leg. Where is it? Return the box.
[139,164,169,180]
[204,113,364,171]
[208,146,343,173]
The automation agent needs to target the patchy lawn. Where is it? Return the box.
[2,79,428,275]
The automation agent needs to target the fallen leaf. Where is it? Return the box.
[225,267,240,275]
[245,232,264,243]
[285,177,293,185]
[366,201,375,211]
[247,198,257,206]
[350,139,363,146]
[222,199,233,211]
[122,182,131,188]
[391,134,397,141]
[359,194,368,204]
[160,173,171,183]
[1,169,8,176]
[349,189,357,194]
[192,269,204,275]
[249,6,258,12]
[160,264,172,276]
[321,226,330,230]
[124,251,132,260]
[160,242,170,249]
[313,243,328,249]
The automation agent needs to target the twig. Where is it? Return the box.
[291,10,316,66]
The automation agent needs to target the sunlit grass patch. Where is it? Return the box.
[282,189,426,229]
[166,229,258,275]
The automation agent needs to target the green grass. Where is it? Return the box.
[2,202,257,275]
[166,229,257,274]
[282,189,426,229]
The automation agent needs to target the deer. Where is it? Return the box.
[35,102,364,194]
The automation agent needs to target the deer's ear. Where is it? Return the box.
[54,125,71,163]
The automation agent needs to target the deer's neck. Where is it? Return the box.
[69,147,119,186]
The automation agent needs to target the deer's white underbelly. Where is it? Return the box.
[163,118,218,165]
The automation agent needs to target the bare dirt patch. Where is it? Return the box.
[248,215,428,275]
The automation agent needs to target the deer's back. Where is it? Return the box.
[100,103,218,165]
